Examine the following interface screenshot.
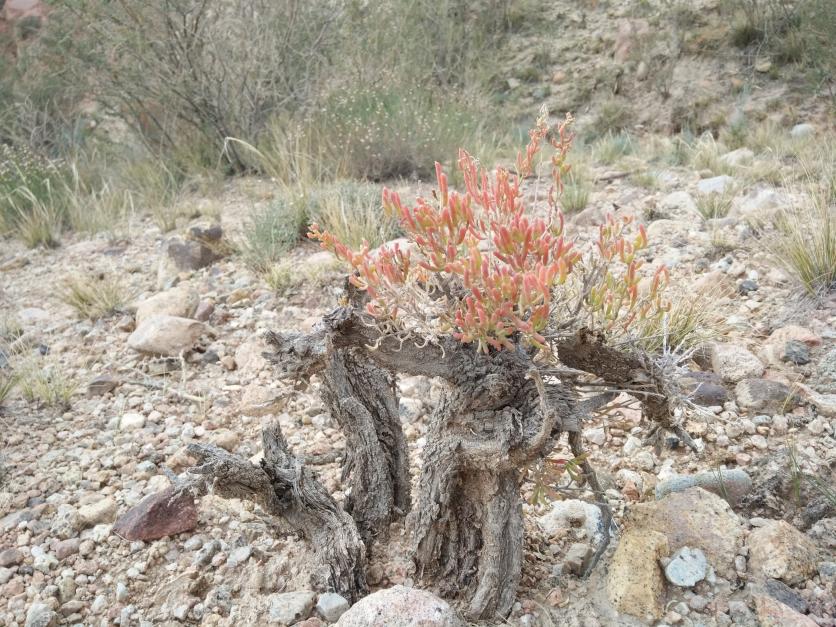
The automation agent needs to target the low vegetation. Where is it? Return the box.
[61,273,130,320]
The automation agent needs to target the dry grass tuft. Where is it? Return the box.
[61,273,130,320]
[636,287,730,354]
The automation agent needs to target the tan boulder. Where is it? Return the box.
[135,286,199,326]
[748,520,818,585]
[625,487,744,580]
[606,528,669,620]
[127,315,205,356]
[754,594,818,627]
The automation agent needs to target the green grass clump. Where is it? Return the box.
[560,179,591,213]
[593,132,634,165]
[240,194,308,272]
[17,361,76,411]
[307,182,401,249]
[696,189,736,220]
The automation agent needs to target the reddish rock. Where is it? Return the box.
[112,487,197,541]
[754,594,818,627]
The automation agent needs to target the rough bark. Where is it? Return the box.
[265,321,411,545]
[555,328,699,452]
[408,350,575,620]
[179,420,367,601]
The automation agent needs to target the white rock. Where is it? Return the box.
[583,427,606,446]
[24,603,58,627]
[658,191,697,220]
[790,123,814,139]
[664,546,708,587]
[537,499,604,545]
[119,412,146,431]
[78,498,117,528]
[316,592,350,622]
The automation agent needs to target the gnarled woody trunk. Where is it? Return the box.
[296,308,578,620]
[182,306,686,619]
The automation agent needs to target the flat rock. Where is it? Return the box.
[87,374,119,397]
[606,528,669,620]
[112,486,197,541]
[748,520,818,585]
[127,315,205,356]
[719,147,754,167]
[658,191,697,220]
[336,586,465,627]
[754,594,818,627]
[735,379,799,414]
[625,487,744,580]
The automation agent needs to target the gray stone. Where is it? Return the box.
[0,547,24,567]
[119,412,146,431]
[316,592,350,622]
[336,586,465,627]
[735,379,799,414]
[655,469,752,505]
[24,603,58,627]
[762,578,807,614]
[781,341,810,365]
[679,370,728,407]
[564,542,592,575]
[267,590,316,625]
[697,175,734,195]
[664,546,707,587]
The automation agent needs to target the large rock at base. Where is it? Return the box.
[655,468,752,505]
[754,594,818,627]
[606,528,669,620]
[735,378,800,414]
[748,520,819,585]
[112,486,197,541]
[710,343,764,384]
[625,487,744,580]
[657,191,697,220]
[135,286,199,326]
[336,586,465,627]
[127,315,205,356]
[157,225,226,288]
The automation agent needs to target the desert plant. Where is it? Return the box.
[61,273,129,320]
[307,182,401,249]
[593,132,634,165]
[771,188,836,295]
[0,372,15,408]
[0,144,69,245]
[240,195,308,272]
[636,287,729,353]
[689,134,734,175]
[696,188,737,219]
[17,361,77,411]
[561,177,591,212]
[178,109,699,623]
[589,97,634,139]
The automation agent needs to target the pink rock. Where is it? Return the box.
[5,0,46,21]
[112,486,197,541]
[754,595,818,627]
